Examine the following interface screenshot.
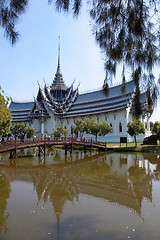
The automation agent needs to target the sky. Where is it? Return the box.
[0,0,105,101]
[0,0,159,121]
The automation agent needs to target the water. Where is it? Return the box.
[0,149,160,240]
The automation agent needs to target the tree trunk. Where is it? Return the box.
[95,134,98,142]
[134,135,137,147]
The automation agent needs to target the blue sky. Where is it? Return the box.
[0,0,105,101]
[0,0,159,121]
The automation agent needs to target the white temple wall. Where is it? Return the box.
[45,117,57,135]
[100,110,129,142]
[33,108,146,142]
[59,109,131,142]
[32,119,41,134]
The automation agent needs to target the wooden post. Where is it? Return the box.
[84,146,86,154]
[44,135,46,158]
[90,138,92,152]
[44,145,46,158]
[71,138,73,153]
[15,140,17,158]
[9,150,13,159]
[38,146,41,157]
[65,145,67,155]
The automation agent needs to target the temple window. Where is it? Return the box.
[110,123,113,132]
[145,122,147,129]
[119,122,122,132]
[71,126,73,134]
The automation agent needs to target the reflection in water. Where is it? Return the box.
[0,151,160,239]
[32,170,79,225]
[0,172,10,234]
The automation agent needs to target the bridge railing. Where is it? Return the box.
[0,137,106,153]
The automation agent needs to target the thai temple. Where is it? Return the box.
[9,46,152,142]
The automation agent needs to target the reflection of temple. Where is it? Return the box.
[3,154,153,219]
[77,153,153,217]
[32,170,79,224]
[35,153,154,220]
[9,44,152,142]
[0,152,156,226]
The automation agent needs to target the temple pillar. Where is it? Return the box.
[141,114,145,126]
[41,117,44,135]
[146,113,150,131]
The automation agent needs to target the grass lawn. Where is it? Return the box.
[105,142,160,152]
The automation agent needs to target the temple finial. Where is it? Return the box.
[58,36,60,67]
[51,36,67,90]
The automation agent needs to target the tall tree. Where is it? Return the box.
[0,88,11,137]
[0,0,29,45]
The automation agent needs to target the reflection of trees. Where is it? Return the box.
[128,166,147,182]
[74,158,111,178]
[0,172,11,233]
[154,164,160,180]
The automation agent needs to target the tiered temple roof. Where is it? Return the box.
[65,81,135,117]
[9,102,34,122]
[31,49,79,116]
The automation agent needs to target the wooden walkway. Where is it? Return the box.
[0,137,107,158]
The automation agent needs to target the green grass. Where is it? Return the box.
[106,142,142,148]
[106,142,160,153]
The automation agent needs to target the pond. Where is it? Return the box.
[0,149,160,240]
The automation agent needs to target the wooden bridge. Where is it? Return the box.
[0,137,107,159]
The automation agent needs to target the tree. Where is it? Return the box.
[11,123,36,140]
[0,88,11,137]
[151,121,160,140]
[99,121,112,137]
[87,120,112,141]
[53,125,68,138]
[73,117,112,141]
[127,120,145,147]
[25,126,36,139]
[86,119,100,142]
[11,123,26,140]
[0,0,29,45]
[52,0,160,118]
[73,118,86,139]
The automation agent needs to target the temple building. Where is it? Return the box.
[9,49,152,142]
